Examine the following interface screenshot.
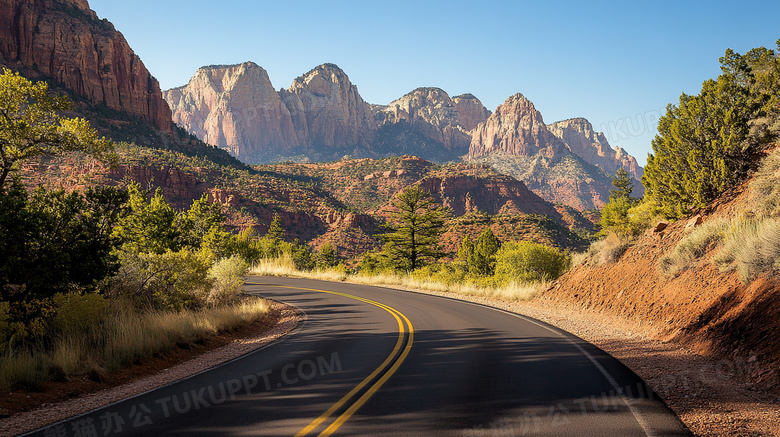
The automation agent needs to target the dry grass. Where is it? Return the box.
[712,218,780,282]
[249,260,547,302]
[0,299,269,392]
[659,218,729,277]
[584,233,630,266]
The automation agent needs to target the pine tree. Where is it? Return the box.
[469,228,502,276]
[381,185,450,271]
[610,168,633,201]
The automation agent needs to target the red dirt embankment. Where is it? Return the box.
[542,182,780,394]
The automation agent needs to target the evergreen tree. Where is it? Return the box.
[469,228,502,276]
[457,235,474,269]
[609,168,633,201]
[381,185,450,271]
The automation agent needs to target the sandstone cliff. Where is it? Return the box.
[468,93,569,159]
[164,62,299,162]
[451,93,491,131]
[373,87,476,161]
[279,63,376,160]
[0,0,172,131]
[547,117,644,183]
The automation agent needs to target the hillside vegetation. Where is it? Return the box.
[547,40,780,392]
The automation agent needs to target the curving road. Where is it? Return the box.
[24,277,690,436]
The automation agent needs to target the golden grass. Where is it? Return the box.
[0,299,269,392]
[249,261,547,302]
[659,218,729,277]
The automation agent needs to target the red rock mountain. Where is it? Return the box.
[547,117,643,182]
[452,93,491,131]
[163,62,299,162]
[0,0,172,131]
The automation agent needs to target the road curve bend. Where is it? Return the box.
[23,277,690,436]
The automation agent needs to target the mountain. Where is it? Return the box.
[467,94,640,210]
[165,63,643,210]
[372,87,479,162]
[163,62,300,162]
[547,117,644,192]
[468,93,569,159]
[0,0,171,132]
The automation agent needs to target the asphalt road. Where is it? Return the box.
[24,277,690,436]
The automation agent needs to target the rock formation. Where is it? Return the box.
[468,93,569,159]
[547,117,643,181]
[0,0,172,131]
[164,62,299,162]
[279,63,375,158]
[451,93,491,131]
[373,87,477,161]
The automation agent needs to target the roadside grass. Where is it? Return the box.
[659,218,729,277]
[0,298,268,392]
[249,257,547,302]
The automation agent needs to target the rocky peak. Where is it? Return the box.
[547,117,643,182]
[279,63,375,150]
[379,87,461,128]
[468,93,569,159]
[164,62,299,162]
[0,0,172,131]
[451,93,491,131]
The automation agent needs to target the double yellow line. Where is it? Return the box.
[252,283,414,436]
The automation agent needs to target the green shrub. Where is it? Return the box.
[114,248,213,311]
[410,263,467,285]
[52,293,108,337]
[494,241,570,282]
[207,256,249,306]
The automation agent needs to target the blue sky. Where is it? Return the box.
[88,0,779,165]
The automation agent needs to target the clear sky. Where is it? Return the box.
[87,0,779,165]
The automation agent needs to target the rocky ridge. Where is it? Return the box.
[0,0,172,131]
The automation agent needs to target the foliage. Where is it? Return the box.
[0,179,126,344]
[584,233,631,266]
[316,243,339,269]
[0,69,115,190]
[644,44,779,219]
[207,256,249,306]
[610,168,634,200]
[749,146,780,218]
[380,184,450,271]
[468,228,502,276]
[494,241,571,282]
[112,248,213,311]
[52,292,108,337]
[113,184,181,254]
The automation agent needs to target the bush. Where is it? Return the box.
[586,233,630,266]
[113,249,213,311]
[494,241,570,282]
[52,293,108,337]
[410,263,467,286]
[750,147,780,218]
[207,256,249,306]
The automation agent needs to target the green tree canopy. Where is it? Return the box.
[469,228,502,276]
[0,69,114,190]
[495,241,570,282]
[644,43,779,219]
[609,168,634,201]
[380,184,450,271]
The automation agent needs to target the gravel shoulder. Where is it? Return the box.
[0,301,302,437]
[385,285,780,437]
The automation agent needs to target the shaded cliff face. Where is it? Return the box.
[0,0,172,131]
[279,63,376,157]
[468,93,569,159]
[548,117,644,188]
[164,62,299,162]
[373,87,473,161]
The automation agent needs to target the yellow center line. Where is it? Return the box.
[245,283,414,436]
